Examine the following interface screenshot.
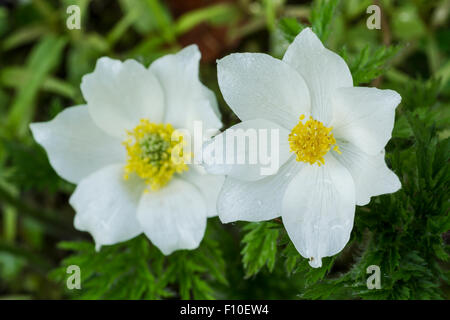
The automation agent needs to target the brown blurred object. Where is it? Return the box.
[166,0,243,62]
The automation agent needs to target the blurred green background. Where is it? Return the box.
[0,0,448,299]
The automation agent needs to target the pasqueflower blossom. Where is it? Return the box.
[30,45,224,254]
[206,28,401,267]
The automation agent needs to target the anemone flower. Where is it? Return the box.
[31,45,224,254]
[206,28,401,267]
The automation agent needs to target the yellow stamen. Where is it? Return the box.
[123,119,189,191]
[289,115,340,166]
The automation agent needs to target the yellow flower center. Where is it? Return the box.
[123,119,189,191]
[289,115,341,166]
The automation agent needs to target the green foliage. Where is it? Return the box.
[241,221,338,286]
[1,139,63,193]
[50,230,227,300]
[241,222,281,278]
[310,0,339,42]
[6,35,67,137]
[278,0,339,44]
[280,239,336,283]
[341,45,400,85]
[278,18,305,43]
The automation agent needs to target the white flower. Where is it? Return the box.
[206,28,402,267]
[30,45,224,254]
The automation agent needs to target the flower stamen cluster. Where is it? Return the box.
[123,119,189,190]
[289,115,341,166]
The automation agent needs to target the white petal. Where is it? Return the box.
[331,87,401,155]
[217,158,301,223]
[201,83,222,124]
[69,164,144,250]
[202,119,292,181]
[81,57,165,138]
[137,178,207,255]
[149,45,222,131]
[283,28,353,125]
[335,141,401,206]
[182,165,225,217]
[282,154,355,268]
[218,52,311,129]
[30,105,125,184]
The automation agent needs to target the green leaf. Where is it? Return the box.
[241,222,281,278]
[6,35,67,137]
[310,0,339,43]
[175,3,239,35]
[278,0,338,44]
[1,25,49,51]
[51,227,226,299]
[145,0,176,43]
[278,17,304,43]
[0,67,76,99]
[342,45,400,85]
